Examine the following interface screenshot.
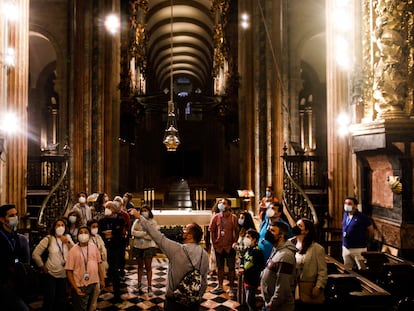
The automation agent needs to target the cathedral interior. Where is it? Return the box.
[1,0,414,308]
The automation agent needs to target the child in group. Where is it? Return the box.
[238,229,265,311]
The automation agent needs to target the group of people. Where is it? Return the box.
[208,194,374,311]
[0,189,374,311]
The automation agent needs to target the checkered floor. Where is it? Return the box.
[28,256,247,310]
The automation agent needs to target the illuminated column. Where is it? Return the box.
[326,0,355,228]
[0,0,29,213]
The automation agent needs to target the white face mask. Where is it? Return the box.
[266,208,275,218]
[104,208,112,216]
[141,211,149,219]
[243,237,252,248]
[79,197,86,204]
[238,218,244,226]
[8,216,19,229]
[78,233,90,244]
[91,228,99,236]
[55,226,65,236]
[344,204,353,212]
[69,215,77,224]
[218,203,225,212]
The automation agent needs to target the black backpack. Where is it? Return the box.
[173,246,203,306]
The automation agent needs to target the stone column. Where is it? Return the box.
[2,0,29,214]
[325,0,355,228]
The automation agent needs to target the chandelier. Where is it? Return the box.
[163,0,180,151]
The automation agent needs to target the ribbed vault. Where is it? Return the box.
[146,0,214,93]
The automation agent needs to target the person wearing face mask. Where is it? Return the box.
[129,208,209,311]
[32,217,74,311]
[98,200,125,301]
[86,219,108,311]
[290,218,327,309]
[66,226,105,311]
[233,211,257,268]
[342,197,374,269]
[259,202,293,261]
[209,198,239,297]
[258,186,278,226]
[0,204,30,311]
[131,204,157,295]
[68,191,92,226]
[67,210,82,243]
[261,221,297,311]
[238,229,265,311]
[113,195,131,278]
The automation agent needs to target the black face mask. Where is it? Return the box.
[292,225,302,236]
[264,230,275,244]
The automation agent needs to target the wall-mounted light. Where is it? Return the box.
[337,112,351,136]
[240,13,250,29]
[3,47,15,67]
[104,13,120,34]
[0,111,19,156]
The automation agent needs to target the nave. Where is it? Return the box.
[28,255,246,311]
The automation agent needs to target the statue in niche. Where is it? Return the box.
[372,0,407,118]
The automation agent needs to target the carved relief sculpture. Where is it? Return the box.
[372,0,409,119]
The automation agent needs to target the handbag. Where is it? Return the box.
[296,281,325,304]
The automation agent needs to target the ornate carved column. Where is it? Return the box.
[371,0,411,119]
[350,0,414,258]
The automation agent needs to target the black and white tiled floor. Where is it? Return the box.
[29,255,246,311]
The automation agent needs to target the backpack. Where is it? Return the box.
[173,246,203,306]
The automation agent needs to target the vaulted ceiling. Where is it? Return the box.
[145,0,214,93]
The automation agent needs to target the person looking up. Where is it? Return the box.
[342,197,374,269]
[290,218,327,309]
[69,191,92,226]
[258,186,278,225]
[209,198,239,298]
[67,210,82,243]
[98,200,125,301]
[87,219,108,311]
[131,204,157,295]
[259,202,292,261]
[129,208,209,311]
[238,229,265,311]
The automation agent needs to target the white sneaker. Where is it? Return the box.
[228,288,236,298]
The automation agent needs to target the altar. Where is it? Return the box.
[153,209,212,227]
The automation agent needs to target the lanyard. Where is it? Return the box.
[55,236,65,260]
[79,245,89,272]
[219,213,227,230]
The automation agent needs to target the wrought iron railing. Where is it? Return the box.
[282,149,328,225]
[27,151,70,231]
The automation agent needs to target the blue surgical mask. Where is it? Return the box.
[218,203,225,212]
[266,191,272,197]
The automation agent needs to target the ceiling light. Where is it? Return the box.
[163,0,180,152]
